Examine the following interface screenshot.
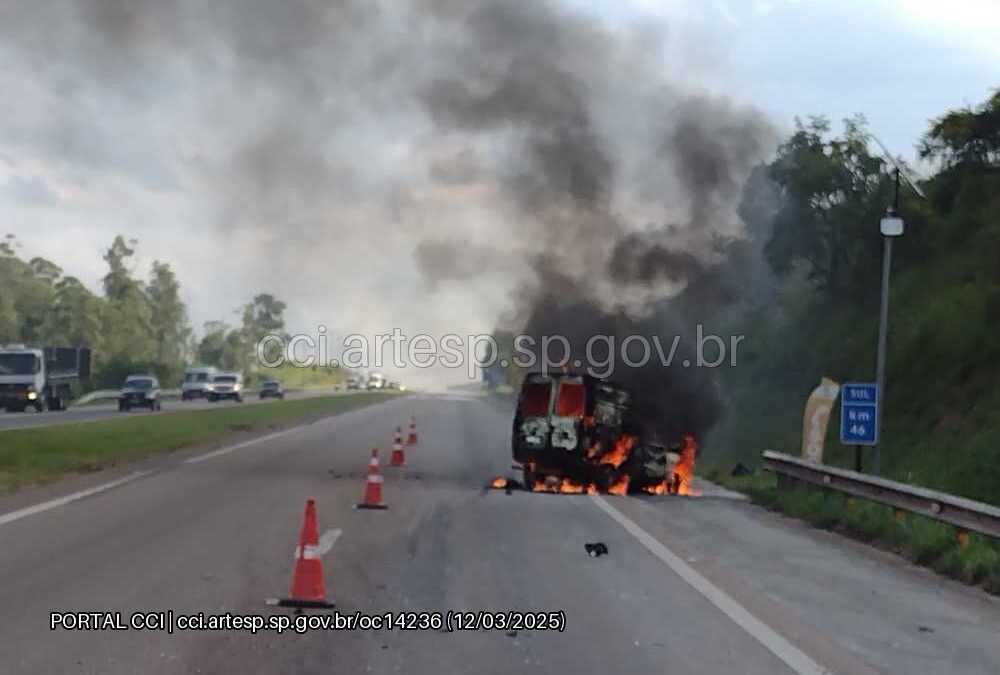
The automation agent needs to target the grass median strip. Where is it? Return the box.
[0,393,397,495]
[707,468,1000,596]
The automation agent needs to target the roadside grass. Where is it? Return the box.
[0,392,398,495]
[706,467,1000,595]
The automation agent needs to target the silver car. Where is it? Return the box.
[208,372,244,402]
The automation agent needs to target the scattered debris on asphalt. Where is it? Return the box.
[584,542,609,557]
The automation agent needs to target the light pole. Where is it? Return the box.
[873,169,902,475]
[869,135,926,475]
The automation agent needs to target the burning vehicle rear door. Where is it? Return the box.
[549,376,586,452]
[593,382,629,432]
[515,375,554,456]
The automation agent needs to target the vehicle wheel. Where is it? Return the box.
[123,403,131,412]
[596,464,619,493]
[34,401,43,413]
[156,400,162,411]
[208,395,217,402]
[279,394,284,400]
[236,395,243,403]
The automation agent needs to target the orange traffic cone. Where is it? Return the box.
[390,438,406,467]
[357,448,388,509]
[407,417,418,445]
[268,500,335,608]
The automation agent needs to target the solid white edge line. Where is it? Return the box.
[0,470,152,528]
[183,427,301,464]
[589,495,833,675]
[183,395,399,465]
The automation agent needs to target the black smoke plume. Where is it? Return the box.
[0,0,777,437]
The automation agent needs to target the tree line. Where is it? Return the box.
[0,234,288,389]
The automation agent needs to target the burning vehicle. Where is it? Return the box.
[510,371,698,496]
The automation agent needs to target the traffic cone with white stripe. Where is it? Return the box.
[407,416,418,445]
[357,448,388,509]
[389,435,406,467]
[268,499,335,609]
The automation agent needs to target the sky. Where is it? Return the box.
[0,0,996,385]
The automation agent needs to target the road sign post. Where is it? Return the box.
[840,382,879,453]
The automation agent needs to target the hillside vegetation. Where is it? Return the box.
[708,91,1000,507]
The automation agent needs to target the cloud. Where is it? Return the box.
[0,175,58,205]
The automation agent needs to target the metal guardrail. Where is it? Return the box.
[75,389,181,405]
[762,450,1000,540]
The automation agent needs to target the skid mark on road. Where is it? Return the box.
[590,495,833,675]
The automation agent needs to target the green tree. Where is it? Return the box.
[0,236,23,342]
[197,321,230,368]
[0,236,58,344]
[99,235,154,363]
[919,90,1000,216]
[238,293,288,372]
[920,90,1000,169]
[764,116,891,297]
[43,276,104,348]
[146,261,191,373]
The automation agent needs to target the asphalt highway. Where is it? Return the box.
[0,393,997,674]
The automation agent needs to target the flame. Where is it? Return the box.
[532,478,581,493]
[490,477,508,489]
[670,435,700,496]
[607,475,629,496]
[512,433,700,497]
[599,434,636,469]
[642,481,668,495]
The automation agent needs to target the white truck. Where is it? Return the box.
[0,344,91,412]
[181,365,218,401]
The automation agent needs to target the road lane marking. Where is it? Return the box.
[294,528,342,559]
[183,427,305,464]
[184,395,403,464]
[0,470,152,528]
[590,495,832,675]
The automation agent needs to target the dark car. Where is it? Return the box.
[118,375,161,412]
[258,380,284,400]
[511,372,671,493]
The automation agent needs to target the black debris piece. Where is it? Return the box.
[584,542,609,557]
[730,463,751,477]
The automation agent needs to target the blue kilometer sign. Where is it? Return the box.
[840,382,879,445]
